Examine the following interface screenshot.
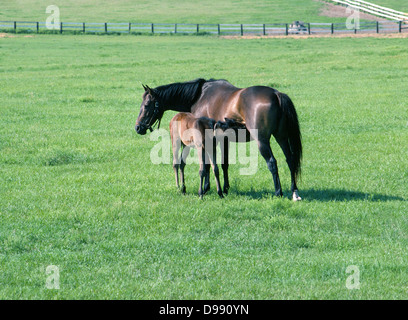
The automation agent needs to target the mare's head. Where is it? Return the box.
[135,85,162,135]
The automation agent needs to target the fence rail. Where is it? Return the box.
[0,20,406,36]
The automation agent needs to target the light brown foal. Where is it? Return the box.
[170,113,243,199]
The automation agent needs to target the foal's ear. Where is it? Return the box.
[224,118,235,125]
[209,119,216,129]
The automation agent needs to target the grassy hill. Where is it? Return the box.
[0,0,354,24]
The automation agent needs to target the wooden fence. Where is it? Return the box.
[0,20,406,36]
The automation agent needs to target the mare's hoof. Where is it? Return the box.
[292,190,302,202]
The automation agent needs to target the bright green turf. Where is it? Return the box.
[0,0,356,24]
[0,33,407,299]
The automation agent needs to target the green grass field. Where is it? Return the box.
[1,33,407,299]
[2,0,406,25]
[0,0,362,24]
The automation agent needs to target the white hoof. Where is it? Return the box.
[292,190,302,202]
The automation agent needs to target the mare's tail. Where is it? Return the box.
[276,92,302,182]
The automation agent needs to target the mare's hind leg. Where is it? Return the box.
[277,138,301,201]
[258,139,283,197]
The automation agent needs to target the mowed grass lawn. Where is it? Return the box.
[0,0,350,24]
[0,33,407,299]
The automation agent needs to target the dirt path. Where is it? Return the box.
[0,33,34,38]
[222,32,408,40]
[316,0,383,21]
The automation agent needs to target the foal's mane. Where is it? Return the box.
[153,78,208,109]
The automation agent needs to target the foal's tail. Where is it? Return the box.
[276,92,302,181]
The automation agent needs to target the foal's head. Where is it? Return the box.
[214,118,246,132]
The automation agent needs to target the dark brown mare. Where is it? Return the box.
[170,113,246,199]
[135,79,303,201]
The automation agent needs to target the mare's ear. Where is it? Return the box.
[142,84,152,94]
[145,85,157,97]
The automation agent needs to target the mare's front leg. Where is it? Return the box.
[203,153,211,194]
[220,137,230,194]
[197,147,207,199]
[209,140,223,198]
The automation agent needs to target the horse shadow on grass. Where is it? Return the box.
[233,188,405,202]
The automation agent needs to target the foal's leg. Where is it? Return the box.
[277,138,301,201]
[180,145,190,194]
[172,139,181,189]
[258,139,283,197]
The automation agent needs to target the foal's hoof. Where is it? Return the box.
[218,191,224,199]
[223,186,230,195]
[181,185,186,195]
[292,190,302,202]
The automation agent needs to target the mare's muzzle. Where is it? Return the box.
[135,123,148,135]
